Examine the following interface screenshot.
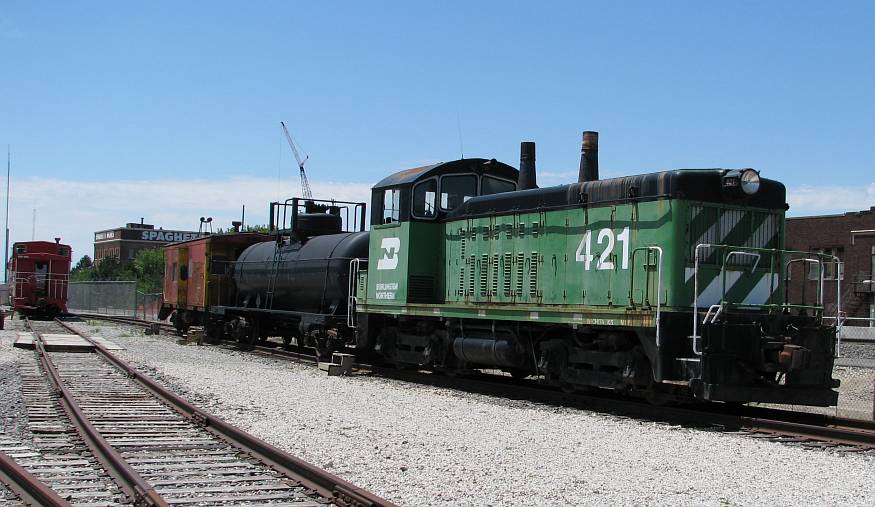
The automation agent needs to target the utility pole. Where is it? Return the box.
[4,145,9,284]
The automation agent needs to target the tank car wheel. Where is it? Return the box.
[243,319,260,350]
[559,382,578,393]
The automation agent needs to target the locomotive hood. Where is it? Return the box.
[448,169,787,220]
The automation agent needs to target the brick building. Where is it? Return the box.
[785,207,875,326]
[94,220,201,264]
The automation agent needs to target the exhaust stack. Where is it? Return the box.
[518,141,538,190]
[578,131,599,183]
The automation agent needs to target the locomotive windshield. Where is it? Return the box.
[440,175,477,210]
[481,176,515,196]
[412,180,437,218]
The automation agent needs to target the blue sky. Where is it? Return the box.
[1,1,874,262]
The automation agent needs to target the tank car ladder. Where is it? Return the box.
[264,236,285,309]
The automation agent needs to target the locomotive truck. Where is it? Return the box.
[161,131,841,406]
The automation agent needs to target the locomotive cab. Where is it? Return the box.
[365,159,518,307]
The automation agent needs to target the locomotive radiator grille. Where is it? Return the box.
[515,253,525,298]
[480,254,489,296]
[503,253,512,297]
[689,205,781,267]
[530,252,539,298]
[491,254,499,297]
[687,204,784,307]
[468,255,475,296]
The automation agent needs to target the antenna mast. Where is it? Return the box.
[280,121,313,200]
[4,145,9,283]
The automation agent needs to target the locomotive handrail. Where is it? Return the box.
[692,245,842,357]
[629,246,663,346]
[347,258,361,328]
[693,304,723,355]
[783,258,824,309]
[725,250,761,272]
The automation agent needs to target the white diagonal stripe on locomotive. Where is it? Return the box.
[684,206,782,307]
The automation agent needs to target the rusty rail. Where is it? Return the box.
[53,318,395,507]
[0,450,73,507]
[67,314,875,453]
[28,323,169,507]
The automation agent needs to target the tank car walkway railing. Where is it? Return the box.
[690,244,842,356]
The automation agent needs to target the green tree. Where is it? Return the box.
[243,224,269,233]
[72,255,93,273]
[70,255,95,281]
[131,248,165,293]
[90,256,134,281]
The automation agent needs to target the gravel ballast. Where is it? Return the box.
[6,320,875,506]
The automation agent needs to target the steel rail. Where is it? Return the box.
[69,314,875,450]
[26,321,169,507]
[53,318,395,507]
[0,450,73,507]
[241,337,875,450]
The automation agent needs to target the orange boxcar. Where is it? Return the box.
[160,233,270,333]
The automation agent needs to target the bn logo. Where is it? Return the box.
[377,237,401,270]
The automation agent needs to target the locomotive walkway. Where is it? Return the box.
[8,318,396,507]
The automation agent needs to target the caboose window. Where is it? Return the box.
[481,176,516,196]
[412,179,437,219]
[382,188,400,223]
[440,175,477,211]
[15,245,25,254]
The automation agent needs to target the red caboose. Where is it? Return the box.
[8,239,72,318]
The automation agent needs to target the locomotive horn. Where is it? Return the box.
[578,131,599,183]
[518,141,537,190]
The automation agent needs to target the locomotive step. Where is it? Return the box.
[318,352,355,376]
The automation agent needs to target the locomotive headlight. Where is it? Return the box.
[740,169,760,195]
[722,169,761,195]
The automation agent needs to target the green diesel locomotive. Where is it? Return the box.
[354,132,840,406]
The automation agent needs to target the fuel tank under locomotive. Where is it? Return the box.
[234,231,369,315]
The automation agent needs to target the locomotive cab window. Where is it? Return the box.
[481,176,516,196]
[440,174,477,211]
[382,188,401,224]
[412,179,437,219]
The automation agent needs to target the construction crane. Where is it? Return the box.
[280,121,313,200]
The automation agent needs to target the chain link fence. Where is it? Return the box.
[67,281,163,321]
[752,316,875,421]
[834,316,875,421]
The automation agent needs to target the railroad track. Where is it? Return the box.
[69,313,875,451]
[0,448,72,506]
[16,317,395,507]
